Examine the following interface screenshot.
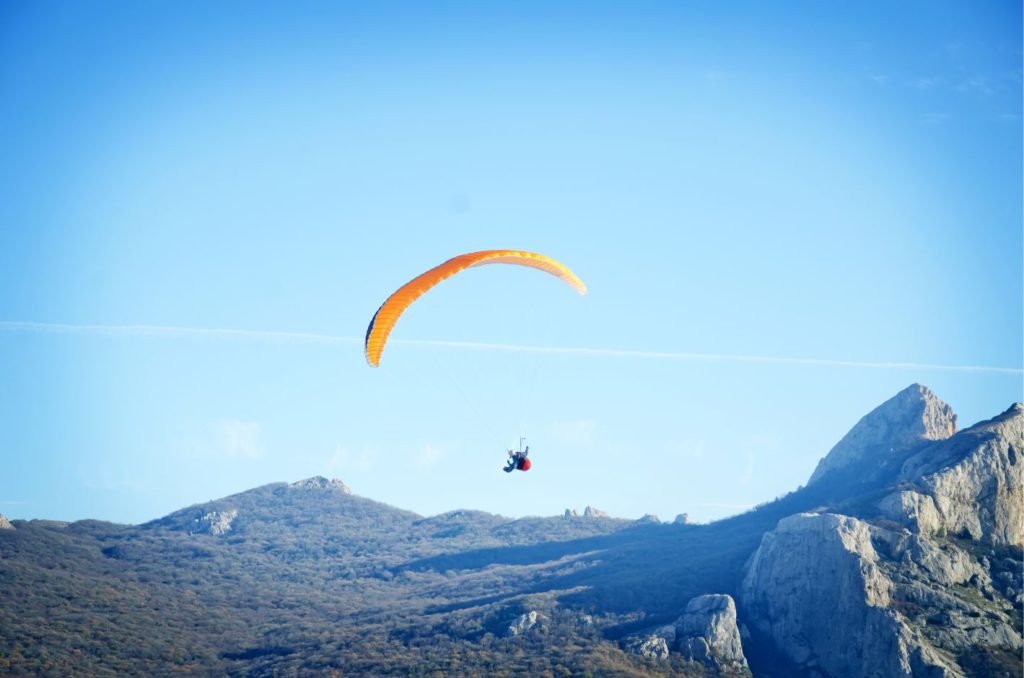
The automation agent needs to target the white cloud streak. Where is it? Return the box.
[1,320,1020,375]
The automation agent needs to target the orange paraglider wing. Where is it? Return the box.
[364,250,587,367]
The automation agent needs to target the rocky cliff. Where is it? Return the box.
[743,513,958,676]
[882,403,1023,546]
[743,388,1023,677]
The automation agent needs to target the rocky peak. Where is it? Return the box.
[0,514,13,530]
[674,513,691,525]
[563,508,579,518]
[808,384,957,486]
[583,506,608,518]
[290,477,352,494]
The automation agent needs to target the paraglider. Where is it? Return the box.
[364,249,587,367]
[364,251,582,478]
[503,438,531,473]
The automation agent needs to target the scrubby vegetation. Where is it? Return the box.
[2,473,1019,675]
[0,482,732,675]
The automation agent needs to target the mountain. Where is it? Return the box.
[0,385,1020,676]
[742,400,1023,677]
[807,383,958,486]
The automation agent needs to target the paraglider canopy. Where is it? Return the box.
[364,249,587,367]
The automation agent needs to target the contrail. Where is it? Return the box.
[1,320,1020,375]
[0,321,358,345]
[395,338,1023,374]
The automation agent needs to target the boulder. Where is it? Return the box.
[624,634,669,660]
[674,594,747,670]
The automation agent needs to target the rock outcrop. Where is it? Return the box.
[0,514,13,530]
[674,513,691,525]
[637,514,660,524]
[563,508,579,518]
[189,509,239,535]
[625,594,748,671]
[741,513,957,676]
[505,610,543,637]
[624,634,670,660]
[583,506,608,518]
[808,384,957,485]
[742,512,1021,677]
[674,594,748,670]
[290,476,352,494]
[881,403,1023,545]
[744,389,1023,677]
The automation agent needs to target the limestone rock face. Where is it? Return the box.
[563,508,579,518]
[624,634,669,660]
[744,514,894,675]
[742,512,1021,677]
[674,594,747,670]
[808,384,957,485]
[290,476,352,494]
[505,610,543,637]
[624,594,748,670]
[884,403,1023,545]
[878,490,943,536]
[583,506,608,518]
[637,514,660,524]
[0,515,13,530]
[189,509,239,535]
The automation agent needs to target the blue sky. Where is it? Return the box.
[1,1,1020,524]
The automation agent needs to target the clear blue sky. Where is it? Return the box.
[1,1,1020,524]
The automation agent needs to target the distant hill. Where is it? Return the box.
[1,385,1020,676]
